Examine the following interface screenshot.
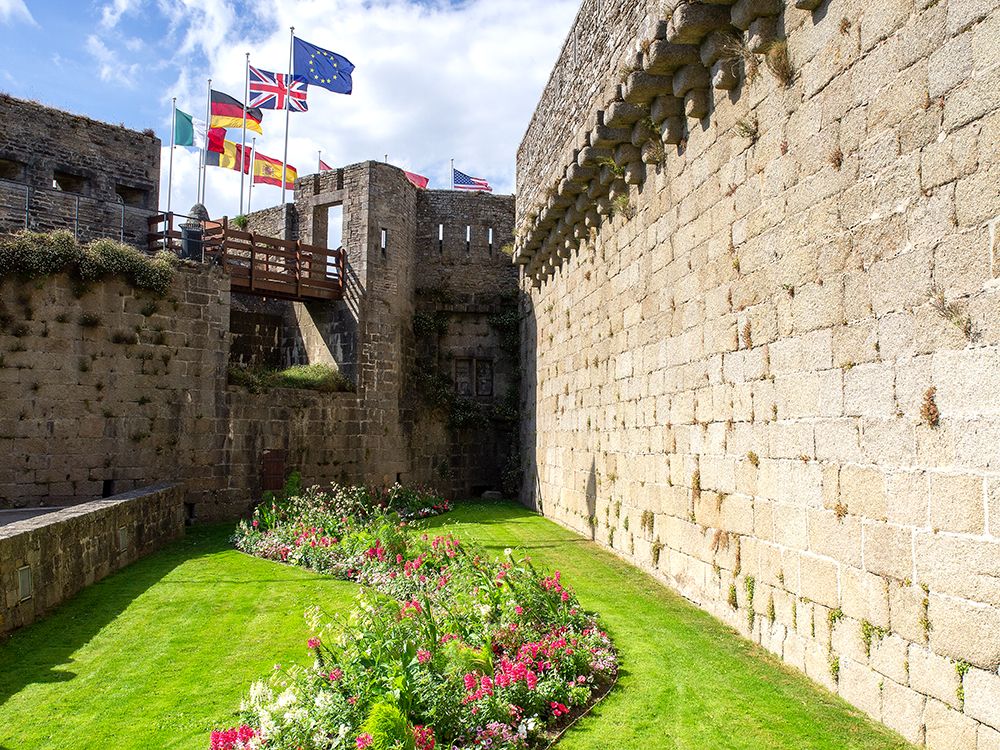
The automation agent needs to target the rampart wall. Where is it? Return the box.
[0,265,359,520]
[0,95,159,247]
[515,1,1000,746]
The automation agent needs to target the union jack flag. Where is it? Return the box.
[249,66,308,111]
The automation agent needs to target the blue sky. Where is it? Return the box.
[0,0,578,219]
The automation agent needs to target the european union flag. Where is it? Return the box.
[293,37,354,95]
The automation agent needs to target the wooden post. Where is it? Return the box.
[295,241,302,298]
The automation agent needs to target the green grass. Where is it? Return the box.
[426,502,916,750]
[0,503,917,750]
[227,363,355,394]
[0,524,357,750]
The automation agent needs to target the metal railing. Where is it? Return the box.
[0,178,130,243]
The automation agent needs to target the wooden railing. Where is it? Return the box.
[147,213,343,302]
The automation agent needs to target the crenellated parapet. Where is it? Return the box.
[514,0,794,286]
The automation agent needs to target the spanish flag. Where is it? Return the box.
[210,89,263,134]
[206,139,251,174]
[253,152,297,189]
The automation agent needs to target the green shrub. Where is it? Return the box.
[0,231,175,296]
[360,701,415,750]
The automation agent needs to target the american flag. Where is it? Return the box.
[249,66,308,111]
[453,168,491,192]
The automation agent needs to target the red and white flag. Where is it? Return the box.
[405,170,429,189]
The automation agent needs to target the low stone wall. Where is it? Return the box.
[0,482,184,636]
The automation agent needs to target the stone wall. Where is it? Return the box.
[0,94,160,248]
[515,1,1000,746]
[0,482,184,636]
[0,264,362,521]
[246,162,520,498]
[415,190,518,300]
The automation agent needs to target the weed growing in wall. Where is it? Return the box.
[764,40,794,86]
[927,284,973,339]
[921,386,940,427]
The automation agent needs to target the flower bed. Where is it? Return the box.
[219,483,617,750]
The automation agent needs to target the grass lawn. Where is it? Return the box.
[0,501,917,750]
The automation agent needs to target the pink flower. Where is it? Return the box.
[357,733,374,749]
[417,649,431,664]
[526,670,537,690]
[514,605,524,615]
[308,637,321,649]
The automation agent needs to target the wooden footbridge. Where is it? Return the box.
[147,213,343,302]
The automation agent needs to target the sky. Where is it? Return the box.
[0,0,578,221]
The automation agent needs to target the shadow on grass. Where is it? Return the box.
[0,524,231,708]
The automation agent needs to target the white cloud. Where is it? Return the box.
[156,0,578,218]
[0,0,36,26]
[100,0,142,27]
[86,35,141,87]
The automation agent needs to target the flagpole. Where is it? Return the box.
[248,137,257,215]
[168,97,176,213]
[451,159,454,190]
[239,52,250,216]
[281,26,294,205]
[202,77,212,206]
[318,150,321,172]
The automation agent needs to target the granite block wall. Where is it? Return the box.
[515,0,1000,746]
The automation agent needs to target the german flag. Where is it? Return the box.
[210,89,263,134]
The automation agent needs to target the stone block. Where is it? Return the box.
[731,0,781,31]
[843,362,896,418]
[798,551,839,609]
[881,680,926,746]
[838,656,882,721]
[927,593,1000,670]
[774,503,809,550]
[861,417,916,468]
[667,3,733,45]
[842,566,890,630]
[804,639,839,692]
[886,471,929,527]
[981,724,1000,750]
[934,227,991,300]
[840,465,886,519]
[700,29,736,67]
[622,71,674,105]
[651,95,684,123]
[916,533,1000,608]
[644,42,702,75]
[870,634,909,686]
[926,697,979,750]
[864,522,912,582]
[814,419,862,464]
[746,16,777,53]
[928,472,985,535]
[965,667,1000,731]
